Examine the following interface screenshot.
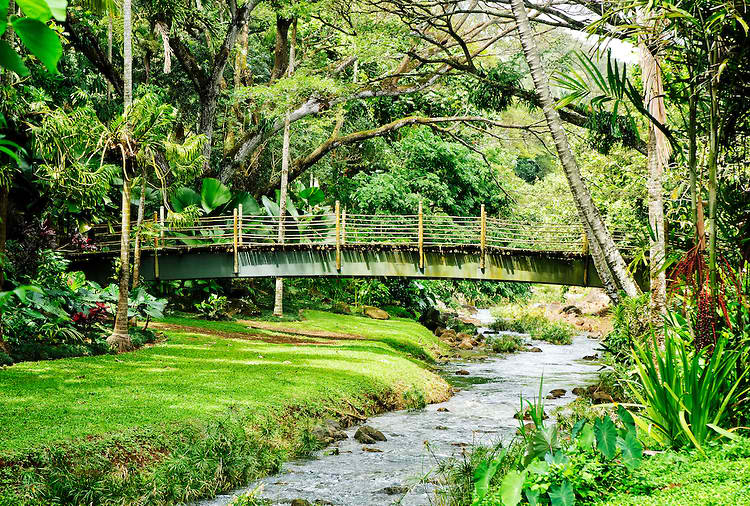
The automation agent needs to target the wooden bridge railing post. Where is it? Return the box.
[233,208,239,275]
[335,201,341,271]
[418,201,424,270]
[480,204,486,270]
[238,204,243,246]
[153,210,160,279]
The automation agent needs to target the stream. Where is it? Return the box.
[202,309,602,506]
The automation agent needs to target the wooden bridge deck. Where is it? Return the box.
[65,206,641,287]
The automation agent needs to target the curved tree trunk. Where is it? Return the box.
[509,0,640,300]
[107,179,133,351]
[273,19,297,317]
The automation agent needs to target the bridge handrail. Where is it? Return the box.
[63,203,639,255]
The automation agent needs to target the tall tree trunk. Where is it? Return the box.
[273,19,297,317]
[131,171,147,292]
[270,15,292,81]
[0,185,8,291]
[707,43,719,306]
[107,12,113,101]
[107,178,133,351]
[510,0,640,300]
[123,0,133,108]
[640,40,668,323]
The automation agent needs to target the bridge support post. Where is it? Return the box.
[335,201,341,271]
[342,208,346,244]
[238,204,243,246]
[480,204,486,271]
[581,230,589,255]
[153,211,160,279]
[418,201,424,270]
[233,208,239,275]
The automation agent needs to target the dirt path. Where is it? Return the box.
[151,321,367,346]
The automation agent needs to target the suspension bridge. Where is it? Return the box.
[64,203,642,288]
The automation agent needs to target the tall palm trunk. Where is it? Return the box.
[273,19,297,317]
[131,170,147,292]
[107,178,133,351]
[640,40,668,322]
[123,0,132,108]
[707,43,719,306]
[108,0,134,350]
[509,0,640,300]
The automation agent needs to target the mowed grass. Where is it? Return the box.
[0,312,449,452]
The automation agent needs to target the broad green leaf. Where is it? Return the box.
[200,177,231,214]
[707,424,741,441]
[579,423,595,450]
[616,430,643,471]
[548,481,575,506]
[0,40,29,75]
[499,470,526,506]
[473,451,506,501]
[0,0,8,36]
[525,489,541,506]
[526,459,549,475]
[571,419,586,439]
[594,416,617,459]
[262,195,280,217]
[617,405,636,432]
[171,187,201,212]
[45,0,66,21]
[12,18,62,73]
[299,186,325,206]
[232,192,261,215]
[525,425,559,465]
[16,0,51,21]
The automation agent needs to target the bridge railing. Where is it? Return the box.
[65,202,639,255]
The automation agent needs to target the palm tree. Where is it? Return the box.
[273,19,298,317]
[509,0,640,300]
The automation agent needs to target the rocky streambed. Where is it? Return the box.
[202,310,602,506]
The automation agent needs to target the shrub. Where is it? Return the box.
[195,294,230,320]
[403,386,427,411]
[601,294,650,362]
[487,333,524,353]
[490,308,574,345]
[0,351,13,366]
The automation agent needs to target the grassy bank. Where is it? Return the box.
[0,311,450,505]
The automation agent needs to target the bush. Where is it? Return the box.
[486,333,524,353]
[0,351,13,366]
[490,308,574,345]
[601,294,650,362]
[194,294,230,320]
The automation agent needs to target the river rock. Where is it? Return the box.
[456,331,472,341]
[457,338,474,350]
[362,446,383,453]
[437,407,449,412]
[572,387,587,396]
[527,346,543,353]
[363,306,390,320]
[434,327,446,337]
[440,329,457,341]
[355,425,387,444]
[312,419,348,444]
[546,388,566,399]
[455,369,470,376]
[582,354,598,360]
[516,422,537,435]
[419,307,446,331]
[382,485,409,495]
[435,425,449,430]
[562,304,583,315]
[291,500,312,506]
[592,391,614,404]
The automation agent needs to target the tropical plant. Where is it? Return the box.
[629,321,748,452]
[0,0,67,76]
[194,293,230,321]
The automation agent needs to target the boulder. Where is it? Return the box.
[362,446,383,453]
[440,329,457,341]
[382,485,409,495]
[354,425,387,444]
[332,301,352,315]
[434,327,446,337]
[527,346,543,353]
[363,306,390,320]
[437,407,450,412]
[457,339,474,350]
[456,332,473,341]
[312,419,348,445]
[582,354,598,361]
[419,307,446,331]
[291,500,312,506]
[562,304,583,315]
[572,387,587,396]
[592,391,614,404]
[455,369,470,376]
[547,388,566,399]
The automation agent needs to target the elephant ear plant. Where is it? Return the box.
[472,379,643,506]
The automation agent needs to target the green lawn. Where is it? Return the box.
[0,312,450,504]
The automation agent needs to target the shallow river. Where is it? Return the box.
[203,310,601,506]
